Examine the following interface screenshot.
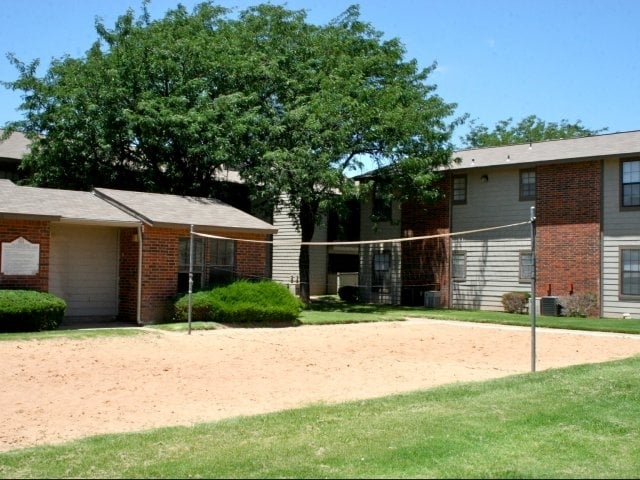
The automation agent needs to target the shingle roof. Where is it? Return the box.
[0,181,140,226]
[355,130,640,180]
[0,130,31,160]
[94,187,277,234]
[452,130,640,170]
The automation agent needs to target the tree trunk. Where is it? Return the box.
[298,199,318,304]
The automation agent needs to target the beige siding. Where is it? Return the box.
[271,201,301,290]
[359,198,402,304]
[451,168,533,311]
[271,196,328,296]
[49,224,120,317]
[309,221,328,296]
[602,158,640,319]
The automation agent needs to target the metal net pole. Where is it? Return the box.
[188,224,194,335]
[530,206,537,372]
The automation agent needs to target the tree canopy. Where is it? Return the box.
[2,1,462,302]
[461,115,608,148]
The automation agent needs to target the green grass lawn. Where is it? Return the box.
[2,296,639,477]
[151,295,640,335]
[1,356,639,478]
[0,327,150,341]
[0,294,621,337]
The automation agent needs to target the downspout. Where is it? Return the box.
[599,158,604,318]
[447,174,453,309]
[137,224,143,325]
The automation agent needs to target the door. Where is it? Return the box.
[49,224,120,317]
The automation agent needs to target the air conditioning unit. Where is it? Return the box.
[540,296,560,316]
[424,291,441,308]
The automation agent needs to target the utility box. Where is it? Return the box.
[424,291,441,308]
[540,296,560,316]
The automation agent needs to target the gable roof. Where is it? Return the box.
[0,130,31,160]
[94,187,277,234]
[451,129,640,171]
[0,181,139,226]
[355,130,640,180]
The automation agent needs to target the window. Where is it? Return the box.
[372,252,391,288]
[372,251,392,303]
[621,248,640,296]
[520,169,536,201]
[452,251,466,281]
[177,237,235,292]
[178,237,204,293]
[372,184,392,221]
[208,238,235,285]
[452,175,467,205]
[621,159,640,208]
[519,251,534,283]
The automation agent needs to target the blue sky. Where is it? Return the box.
[1,0,639,149]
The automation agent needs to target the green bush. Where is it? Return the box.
[174,280,303,324]
[501,291,531,314]
[0,290,67,332]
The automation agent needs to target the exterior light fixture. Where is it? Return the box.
[506,155,511,162]
[481,174,489,183]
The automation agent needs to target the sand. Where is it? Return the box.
[2,318,640,452]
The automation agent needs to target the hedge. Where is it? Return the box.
[174,280,303,324]
[0,290,67,332]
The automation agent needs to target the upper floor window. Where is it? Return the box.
[452,175,467,205]
[372,184,392,221]
[519,169,536,201]
[621,159,640,208]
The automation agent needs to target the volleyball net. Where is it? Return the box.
[187,211,539,371]
[188,218,534,309]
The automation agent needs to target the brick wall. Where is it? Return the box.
[135,226,272,324]
[536,161,601,310]
[235,232,271,280]
[138,226,181,324]
[0,219,50,291]
[118,227,139,322]
[0,220,271,323]
[400,178,451,307]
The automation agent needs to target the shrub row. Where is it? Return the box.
[502,291,598,317]
[0,290,67,332]
[174,280,303,324]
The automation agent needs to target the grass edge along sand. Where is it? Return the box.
[1,356,639,479]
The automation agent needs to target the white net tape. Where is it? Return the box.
[192,220,532,245]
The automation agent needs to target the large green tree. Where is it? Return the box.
[3,2,462,303]
[461,115,607,148]
[3,2,245,194]
[222,4,461,301]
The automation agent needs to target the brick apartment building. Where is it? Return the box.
[360,130,640,319]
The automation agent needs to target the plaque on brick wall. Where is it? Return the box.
[1,237,40,276]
